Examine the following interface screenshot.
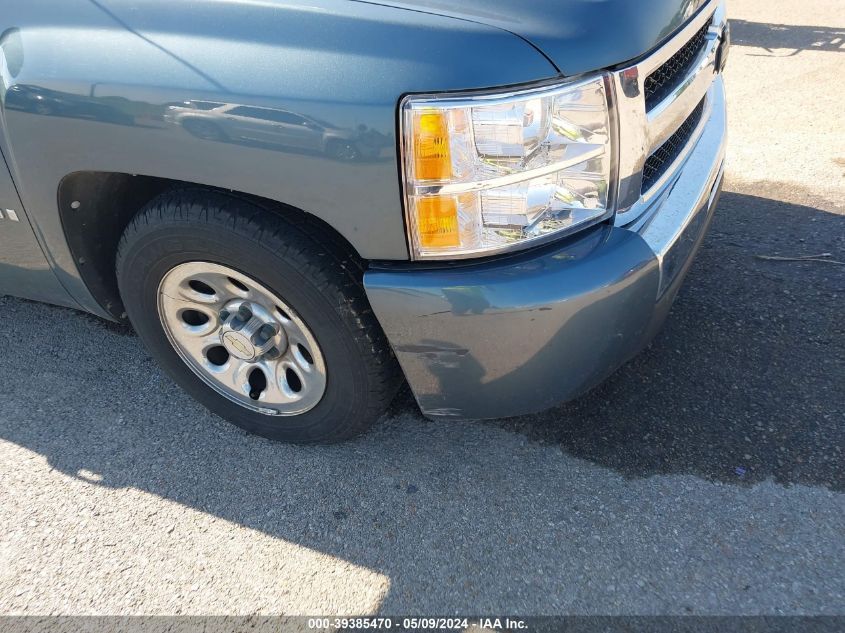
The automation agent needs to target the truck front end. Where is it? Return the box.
[365,0,730,418]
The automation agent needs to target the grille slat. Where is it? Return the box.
[641,99,705,194]
[644,21,711,110]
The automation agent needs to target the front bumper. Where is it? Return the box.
[364,77,726,420]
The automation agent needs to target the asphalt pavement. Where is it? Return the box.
[1,0,843,616]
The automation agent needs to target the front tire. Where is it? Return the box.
[116,189,400,443]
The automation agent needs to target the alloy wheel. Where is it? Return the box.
[157,262,327,415]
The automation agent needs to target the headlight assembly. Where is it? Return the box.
[400,75,616,259]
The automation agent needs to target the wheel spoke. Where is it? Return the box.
[178,330,221,360]
[256,359,298,405]
[281,340,312,375]
[278,316,309,346]
[210,357,251,396]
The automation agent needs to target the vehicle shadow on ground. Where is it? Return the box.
[0,188,842,494]
[0,186,842,611]
[485,187,844,491]
[730,19,845,56]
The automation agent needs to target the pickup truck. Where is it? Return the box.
[0,0,729,443]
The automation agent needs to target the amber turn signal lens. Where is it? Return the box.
[416,196,459,248]
[413,111,451,180]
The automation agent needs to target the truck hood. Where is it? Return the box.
[356,0,707,76]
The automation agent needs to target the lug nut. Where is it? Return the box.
[230,304,252,329]
[256,323,277,345]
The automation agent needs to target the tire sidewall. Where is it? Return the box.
[119,220,374,442]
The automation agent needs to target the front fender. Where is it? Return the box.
[0,0,557,313]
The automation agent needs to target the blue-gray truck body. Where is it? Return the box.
[0,0,728,419]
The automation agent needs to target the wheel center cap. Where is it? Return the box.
[221,330,257,360]
[218,302,284,362]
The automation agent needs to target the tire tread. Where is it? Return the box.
[116,187,401,443]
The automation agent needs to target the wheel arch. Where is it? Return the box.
[57,171,366,322]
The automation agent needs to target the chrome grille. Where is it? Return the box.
[644,21,711,110]
[611,0,725,224]
[641,98,706,193]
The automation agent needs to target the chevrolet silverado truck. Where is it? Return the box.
[0,0,729,442]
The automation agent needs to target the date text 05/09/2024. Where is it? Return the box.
[306,617,528,630]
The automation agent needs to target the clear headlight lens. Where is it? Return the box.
[401,75,615,259]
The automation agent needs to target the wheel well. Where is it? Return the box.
[57,171,365,321]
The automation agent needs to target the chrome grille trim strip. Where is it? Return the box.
[611,0,727,224]
[642,93,712,201]
[645,25,719,150]
[642,97,708,194]
[644,21,711,110]
[637,3,721,78]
